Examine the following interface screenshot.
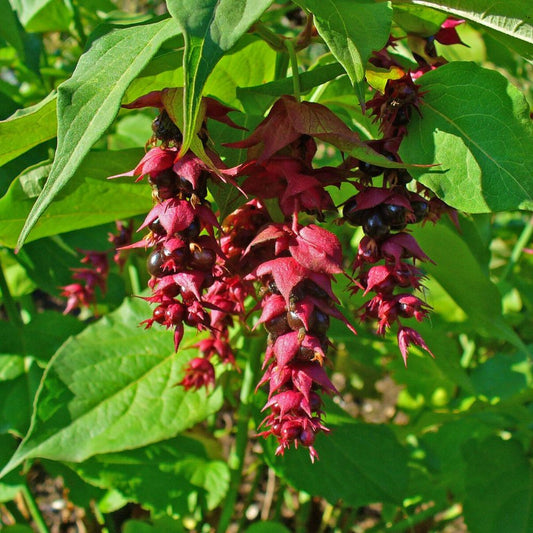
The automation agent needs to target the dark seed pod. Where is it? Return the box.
[190,246,216,271]
[287,310,305,331]
[178,218,201,240]
[162,246,188,270]
[380,204,406,226]
[310,309,330,337]
[152,110,182,145]
[363,211,390,240]
[384,168,412,186]
[264,313,291,339]
[268,279,281,295]
[149,217,166,236]
[359,160,384,177]
[147,249,166,277]
[411,200,429,222]
[393,106,411,126]
[343,196,368,226]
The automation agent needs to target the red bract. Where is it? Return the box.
[179,357,216,390]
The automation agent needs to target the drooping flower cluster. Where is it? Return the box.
[114,89,254,390]
[60,221,132,314]
[223,98,361,460]
[111,36,459,458]
[340,24,460,365]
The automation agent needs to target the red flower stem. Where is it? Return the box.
[216,334,264,533]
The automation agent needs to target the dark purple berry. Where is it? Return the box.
[190,246,216,271]
[178,218,201,240]
[411,200,429,222]
[380,204,406,226]
[149,217,166,236]
[152,110,182,144]
[363,212,390,239]
[264,313,291,338]
[147,249,166,277]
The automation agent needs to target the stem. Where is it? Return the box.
[0,255,23,328]
[70,0,87,47]
[216,335,263,533]
[252,22,285,51]
[128,259,143,295]
[20,483,50,533]
[285,39,301,102]
[500,214,533,282]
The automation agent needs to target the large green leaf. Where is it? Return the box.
[16,18,180,250]
[0,92,57,168]
[0,297,223,478]
[296,0,392,104]
[9,0,73,32]
[267,405,409,506]
[400,62,533,213]
[67,436,230,516]
[412,219,529,354]
[166,0,274,154]
[0,149,149,248]
[463,437,533,533]
[393,0,533,60]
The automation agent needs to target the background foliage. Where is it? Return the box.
[0,0,532,531]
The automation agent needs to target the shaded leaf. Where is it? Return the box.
[68,436,230,516]
[0,92,57,168]
[17,18,180,250]
[412,219,529,354]
[166,0,274,154]
[395,0,533,60]
[296,0,392,104]
[463,437,533,533]
[267,405,409,506]
[123,518,185,533]
[0,149,149,248]
[400,62,533,212]
[0,297,223,478]
[10,0,73,32]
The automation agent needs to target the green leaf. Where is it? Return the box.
[393,4,447,36]
[0,149,150,248]
[267,406,409,506]
[0,92,57,168]
[166,0,274,154]
[394,0,533,60]
[412,219,529,354]
[237,61,345,113]
[17,18,180,250]
[463,436,533,533]
[399,62,533,213]
[123,517,185,533]
[67,436,230,516]
[0,297,223,478]
[296,0,392,104]
[204,36,277,109]
[10,0,73,32]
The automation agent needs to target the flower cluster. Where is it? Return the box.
[341,22,460,364]
[60,221,132,314]
[115,90,253,390]
[112,38,458,457]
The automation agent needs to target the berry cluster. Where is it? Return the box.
[110,23,460,456]
[60,221,132,314]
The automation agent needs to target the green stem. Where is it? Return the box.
[128,258,143,295]
[0,255,23,328]
[252,22,285,51]
[20,483,50,533]
[285,39,301,102]
[216,335,263,533]
[70,0,87,47]
[500,214,533,282]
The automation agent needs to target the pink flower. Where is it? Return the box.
[179,358,216,390]
[397,327,434,367]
